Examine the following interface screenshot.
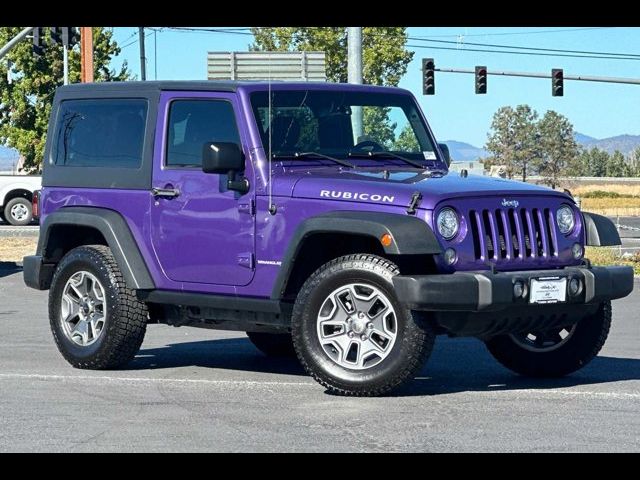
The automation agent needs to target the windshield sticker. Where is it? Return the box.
[423,151,437,160]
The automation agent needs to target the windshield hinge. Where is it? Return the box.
[406,191,423,215]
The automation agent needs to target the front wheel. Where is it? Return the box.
[485,301,612,377]
[292,254,435,396]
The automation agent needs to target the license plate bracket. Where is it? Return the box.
[529,277,567,304]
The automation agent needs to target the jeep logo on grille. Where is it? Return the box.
[501,199,519,208]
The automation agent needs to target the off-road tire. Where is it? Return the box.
[291,254,435,396]
[4,197,32,226]
[485,301,612,377]
[246,331,296,357]
[49,245,148,369]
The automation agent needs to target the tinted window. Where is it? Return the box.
[54,99,147,168]
[166,100,240,167]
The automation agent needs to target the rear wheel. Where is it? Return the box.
[49,245,148,369]
[246,331,296,357]
[485,301,612,377]
[4,197,32,226]
[292,254,435,396]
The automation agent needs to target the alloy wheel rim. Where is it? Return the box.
[316,283,398,370]
[60,271,107,347]
[509,324,577,353]
[10,203,29,221]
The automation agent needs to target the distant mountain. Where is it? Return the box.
[443,140,489,162]
[574,132,597,144]
[575,133,640,157]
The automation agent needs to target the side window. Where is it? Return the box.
[166,99,240,167]
[54,99,147,168]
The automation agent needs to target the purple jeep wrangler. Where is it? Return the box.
[24,81,633,396]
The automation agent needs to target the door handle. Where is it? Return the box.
[151,187,180,199]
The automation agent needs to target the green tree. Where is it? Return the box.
[629,147,640,176]
[576,147,610,177]
[606,150,631,177]
[250,27,413,86]
[250,27,413,148]
[393,124,420,152]
[485,105,539,181]
[0,27,131,172]
[536,110,579,188]
[362,107,396,148]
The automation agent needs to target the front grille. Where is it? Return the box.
[469,208,558,261]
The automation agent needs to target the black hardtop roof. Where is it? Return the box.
[55,80,408,96]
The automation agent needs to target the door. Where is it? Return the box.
[150,92,255,286]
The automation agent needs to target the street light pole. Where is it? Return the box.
[63,45,69,85]
[139,27,146,81]
[347,27,363,140]
[0,27,34,62]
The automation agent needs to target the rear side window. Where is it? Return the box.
[166,100,240,167]
[54,99,148,168]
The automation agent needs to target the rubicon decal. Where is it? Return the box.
[320,190,395,203]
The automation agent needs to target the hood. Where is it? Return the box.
[272,167,571,210]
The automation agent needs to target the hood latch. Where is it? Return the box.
[406,191,423,215]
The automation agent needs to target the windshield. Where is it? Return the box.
[250,90,438,164]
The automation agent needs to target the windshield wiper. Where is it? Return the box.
[348,150,426,169]
[272,152,355,168]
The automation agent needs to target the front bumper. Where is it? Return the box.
[393,265,634,312]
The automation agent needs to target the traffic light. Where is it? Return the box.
[32,27,45,57]
[552,68,564,97]
[50,27,62,45]
[61,27,80,48]
[422,58,435,95]
[475,66,487,94]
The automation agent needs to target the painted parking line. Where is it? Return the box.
[0,372,315,388]
[0,372,638,399]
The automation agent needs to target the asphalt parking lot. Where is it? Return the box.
[0,264,638,452]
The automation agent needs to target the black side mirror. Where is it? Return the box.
[202,142,249,194]
[438,143,451,167]
[202,142,244,174]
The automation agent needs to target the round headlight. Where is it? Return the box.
[556,205,575,234]
[437,208,459,240]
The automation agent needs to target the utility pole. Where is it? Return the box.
[0,27,34,61]
[138,27,146,81]
[80,27,94,83]
[347,27,363,140]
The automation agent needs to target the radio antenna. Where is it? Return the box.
[267,53,276,215]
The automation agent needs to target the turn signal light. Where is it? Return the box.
[380,233,393,247]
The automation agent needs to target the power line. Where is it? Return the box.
[407,43,640,62]
[420,27,613,38]
[120,30,155,50]
[405,36,640,59]
[162,27,640,62]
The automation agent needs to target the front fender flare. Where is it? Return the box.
[271,210,441,299]
[583,211,621,246]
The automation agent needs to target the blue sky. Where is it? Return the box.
[110,27,640,147]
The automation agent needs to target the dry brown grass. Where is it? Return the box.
[573,184,640,197]
[579,197,640,216]
[0,237,38,263]
[586,246,640,275]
